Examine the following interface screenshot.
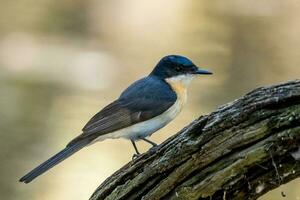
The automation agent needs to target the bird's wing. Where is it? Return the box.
[67,76,176,146]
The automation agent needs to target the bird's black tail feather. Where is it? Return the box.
[19,140,89,183]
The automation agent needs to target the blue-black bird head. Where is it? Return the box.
[150,55,212,79]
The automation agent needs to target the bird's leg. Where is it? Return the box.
[131,140,140,159]
[141,138,157,147]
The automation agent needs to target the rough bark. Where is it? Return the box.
[90,80,300,200]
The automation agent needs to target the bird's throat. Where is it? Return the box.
[166,75,193,106]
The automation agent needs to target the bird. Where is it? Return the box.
[19,55,212,184]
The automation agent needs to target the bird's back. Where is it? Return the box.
[119,75,177,104]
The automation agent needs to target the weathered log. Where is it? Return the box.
[90,80,300,200]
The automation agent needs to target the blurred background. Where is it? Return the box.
[0,0,299,199]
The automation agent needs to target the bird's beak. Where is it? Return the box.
[192,67,213,75]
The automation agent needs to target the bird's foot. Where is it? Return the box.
[149,145,159,154]
[151,143,158,147]
[132,153,141,160]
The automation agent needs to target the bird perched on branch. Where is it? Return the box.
[19,55,212,183]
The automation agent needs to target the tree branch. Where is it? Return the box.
[90,80,300,200]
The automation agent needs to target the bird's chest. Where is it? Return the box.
[166,80,188,108]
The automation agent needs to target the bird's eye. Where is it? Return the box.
[175,66,181,72]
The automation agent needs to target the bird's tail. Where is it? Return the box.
[19,139,89,184]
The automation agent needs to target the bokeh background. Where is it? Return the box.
[0,0,299,199]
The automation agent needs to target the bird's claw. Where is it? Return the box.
[152,143,158,147]
[132,153,140,160]
[149,145,159,154]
